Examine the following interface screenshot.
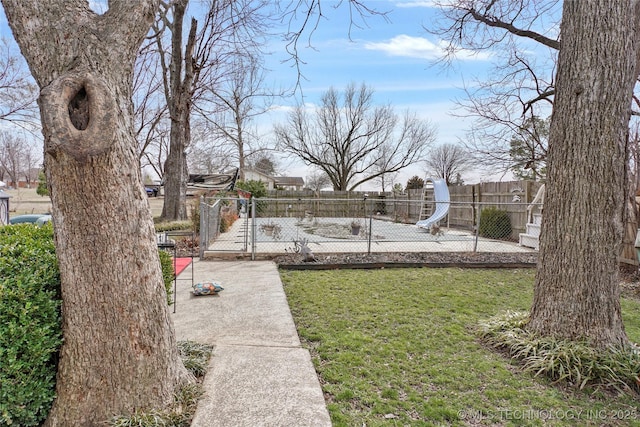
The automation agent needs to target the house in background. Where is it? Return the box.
[2,167,40,189]
[243,169,304,191]
[274,176,305,191]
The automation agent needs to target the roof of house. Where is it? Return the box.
[274,176,305,187]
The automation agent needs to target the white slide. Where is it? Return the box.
[416,178,450,229]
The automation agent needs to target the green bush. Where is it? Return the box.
[0,225,61,427]
[235,180,267,215]
[36,170,49,197]
[0,226,177,426]
[158,249,175,305]
[479,206,512,239]
[219,210,238,233]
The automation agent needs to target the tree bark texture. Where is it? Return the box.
[529,0,640,347]
[1,1,193,425]
[161,0,196,221]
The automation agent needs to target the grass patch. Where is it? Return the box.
[280,268,640,426]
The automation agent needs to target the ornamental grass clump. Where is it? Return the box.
[479,311,640,394]
[109,342,212,427]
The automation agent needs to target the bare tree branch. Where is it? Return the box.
[275,83,435,191]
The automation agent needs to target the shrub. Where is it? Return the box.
[479,206,512,239]
[0,225,61,427]
[158,249,175,305]
[235,180,267,215]
[219,210,238,233]
[36,170,49,197]
[190,197,201,233]
[0,226,177,426]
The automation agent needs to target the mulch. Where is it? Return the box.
[274,251,539,270]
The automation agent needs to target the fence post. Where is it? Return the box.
[199,196,206,258]
[474,204,481,252]
[251,197,256,260]
[368,214,373,255]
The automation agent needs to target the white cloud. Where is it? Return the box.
[364,34,491,61]
[393,1,439,8]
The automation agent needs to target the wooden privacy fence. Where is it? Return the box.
[201,180,638,263]
[263,181,544,241]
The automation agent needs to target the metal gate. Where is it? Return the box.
[199,197,251,257]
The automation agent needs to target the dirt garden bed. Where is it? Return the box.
[274,251,539,270]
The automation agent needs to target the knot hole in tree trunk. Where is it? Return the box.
[68,86,90,130]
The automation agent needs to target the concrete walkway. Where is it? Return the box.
[171,259,331,427]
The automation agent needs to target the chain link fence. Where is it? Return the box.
[200,196,542,259]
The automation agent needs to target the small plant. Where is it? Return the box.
[109,341,212,427]
[478,206,512,239]
[36,170,49,196]
[350,220,362,236]
[154,220,192,233]
[158,250,175,305]
[259,221,282,239]
[235,180,267,214]
[178,341,214,378]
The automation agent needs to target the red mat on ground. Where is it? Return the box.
[173,257,192,276]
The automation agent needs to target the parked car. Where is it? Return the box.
[9,214,47,225]
[35,215,52,226]
[146,187,158,197]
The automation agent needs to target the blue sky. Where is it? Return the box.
[260,0,499,187]
[0,1,507,189]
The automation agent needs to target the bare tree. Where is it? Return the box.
[133,38,168,173]
[197,54,283,180]
[188,125,234,174]
[21,139,39,187]
[305,168,331,191]
[154,0,271,220]
[278,1,390,91]
[275,82,436,191]
[371,142,400,192]
[508,115,548,180]
[1,1,193,425]
[0,37,38,125]
[249,151,279,176]
[424,143,470,185]
[0,131,27,185]
[430,0,560,174]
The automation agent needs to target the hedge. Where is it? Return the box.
[0,225,61,426]
[0,225,175,426]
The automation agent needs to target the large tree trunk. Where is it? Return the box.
[1,1,193,425]
[528,0,639,348]
[161,0,196,221]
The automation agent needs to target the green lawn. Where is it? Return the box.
[280,268,640,426]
